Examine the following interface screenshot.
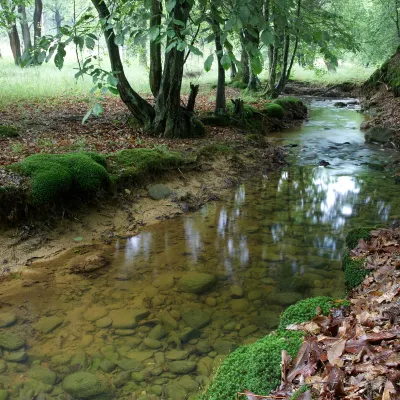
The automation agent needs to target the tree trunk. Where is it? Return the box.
[230,61,237,80]
[244,30,260,91]
[18,5,32,51]
[186,83,199,112]
[153,0,203,138]
[240,38,250,84]
[8,26,21,65]
[149,0,162,97]
[91,0,155,127]
[54,8,63,34]
[33,0,43,47]
[212,11,226,115]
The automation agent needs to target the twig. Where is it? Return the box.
[236,393,287,399]
[178,168,187,181]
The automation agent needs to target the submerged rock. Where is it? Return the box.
[69,254,109,274]
[63,372,108,399]
[28,366,57,385]
[365,126,393,143]
[178,272,217,294]
[35,316,63,334]
[4,350,27,362]
[168,361,197,374]
[109,309,149,329]
[83,306,108,322]
[0,332,25,350]
[164,383,188,400]
[0,313,17,328]
[182,310,211,329]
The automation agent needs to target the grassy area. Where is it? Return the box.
[291,62,376,85]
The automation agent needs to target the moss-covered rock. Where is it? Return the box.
[279,296,333,329]
[230,81,248,90]
[345,228,371,250]
[0,125,19,138]
[63,372,109,399]
[201,330,303,400]
[27,366,57,385]
[0,332,25,351]
[365,126,393,143]
[9,153,110,205]
[263,103,285,119]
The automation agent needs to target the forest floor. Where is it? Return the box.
[267,227,400,400]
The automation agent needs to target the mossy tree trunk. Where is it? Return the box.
[0,1,21,65]
[243,29,260,91]
[18,5,32,52]
[33,0,43,62]
[240,36,250,84]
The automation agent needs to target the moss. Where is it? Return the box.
[201,330,303,400]
[230,81,248,90]
[110,148,184,181]
[279,297,333,329]
[290,385,310,399]
[227,103,258,119]
[200,114,231,127]
[345,227,371,250]
[273,97,301,109]
[263,103,285,119]
[245,133,264,143]
[9,153,110,205]
[0,125,19,138]
[198,143,234,157]
[342,253,368,290]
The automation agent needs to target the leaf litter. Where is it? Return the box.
[244,227,400,399]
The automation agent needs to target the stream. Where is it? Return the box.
[0,99,400,399]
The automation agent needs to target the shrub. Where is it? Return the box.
[345,227,371,250]
[273,96,301,109]
[10,153,110,205]
[0,125,19,138]
[201,330,303,400]
[263,103,285,119]
[279,296,333,329]
[342,253,368,290]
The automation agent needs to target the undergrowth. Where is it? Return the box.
[263,103,285,119]
[342,253,368,290]
[0,125,19,138]
[345,227,371,250]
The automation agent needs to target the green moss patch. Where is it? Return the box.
[201,330,303,400]
[279,296,333,329]
[263,103,285,119]
[342,253,368,290]
[273,97,301,109]
[0,125,19,138]
[345,227,371,250]
[230,81,248,90]
[9,153,110,205]
[110,148,184,181]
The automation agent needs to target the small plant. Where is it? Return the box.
[264,103,285,119]
[11,143,23,153]
[345,227,371,250]
[279,296,333,329]
[342,253,368,290]
[0,125,19,138]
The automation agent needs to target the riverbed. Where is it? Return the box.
[0,99,399,399]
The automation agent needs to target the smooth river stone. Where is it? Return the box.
[143,338,162,349]
[28,366,57,385]
[239,325,258,337]
[153,274,175,290]
[230,285,244,298]
[0,313,17,328]
[182,310,211,330]
[178,272,217,294]
[35,316,64,334]
[96,316,112,329]
[0,333,25,350]
[168,361,197,374]
[109,309,149,329]
[83,306,108,322]
[231,299,249,312]
[165,350,189,361]
[63,372,107,399]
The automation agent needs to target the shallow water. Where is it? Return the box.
[1,99,400,399]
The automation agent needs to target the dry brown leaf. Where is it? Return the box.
[327,339,346,365]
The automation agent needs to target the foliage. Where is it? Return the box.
[345,228,371,250]
[290,385,310,399]
[230,81,248,90]
[227,103,258,118]
[264,103,285,119]
[0,125,19,138]
[201,330,304,400]
[342,253,368,290]
[9,152,110,205]
[279,297,333,329]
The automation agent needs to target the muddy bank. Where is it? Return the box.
[0,142,286,274]
[284,80,360,98]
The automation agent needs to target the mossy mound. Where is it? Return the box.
[110,148,184,181]
[230,81,248,90]
[0,125,19,138]
[9,153,110,205]
[226,103,258,119]
[273,96,301,109]
[201,330,303,400]
[200,114,231,127]
[279,296,333,329]
[342,253,368,290]
[345,227,371,250]
[263,103,285,119]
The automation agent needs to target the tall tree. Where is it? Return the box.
[17,4,32,51]
[149,0,162,97]
[0,1,21,64]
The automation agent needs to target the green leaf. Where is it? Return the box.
[221,53,231,70]
[188,45,203,56]
[73,236,84,242]
[204,54,214,72]
[37,51,46,63]
[149,26,160,41]
[166,41,177,52]
[93,103,104,116]
[261,30,274,45]
[107,74,118,87]
[82,109,92,124]
[85,36,96,50]
[251,55,263,75]
[114,34,124,46]
[166,0,175,13]
[177,40,187,51]
[173,18,185,27]
[54,44,66,70]
[108,86,119,95]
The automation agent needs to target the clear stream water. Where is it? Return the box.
[0,99,400,399]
